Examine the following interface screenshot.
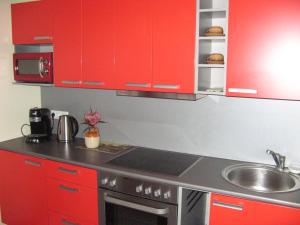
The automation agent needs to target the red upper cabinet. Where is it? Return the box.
[210,193,300,225]
[226,0,300,100]
[11,0,54,44]
[53,0,82,87]
[82,0,116,89]
[152,0,196,93]
[115,0,153,91]
[0,151,48,225]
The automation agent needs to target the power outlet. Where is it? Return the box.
[51,110,69,119]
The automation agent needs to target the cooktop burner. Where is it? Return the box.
[107,147,201,176]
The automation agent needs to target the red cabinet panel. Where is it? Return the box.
[115,0,153,91]
[46,160,97,188]
[210,193,300,225]
[226,0,300,100]
[49,212,96,225]
[53,0,82,87]
[47,178,98,224]
[11,0,53,44]
[0,151,48,225]
[152,0,196,93]
[82,0,116,89]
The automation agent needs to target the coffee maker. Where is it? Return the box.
[22,107,53,143]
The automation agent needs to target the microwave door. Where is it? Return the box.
[16,59,41,76]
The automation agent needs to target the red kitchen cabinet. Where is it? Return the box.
[210,193,300,225]
[226,0,300,100]
[152,0,196,93]
[115,0,153,91]
[82,0,116,89]
[53,0,82,87]
[11,0,53,44]
[0,151,48,225]
[46,160,97,188]
[49,212,96,225]
[47,178,98,224]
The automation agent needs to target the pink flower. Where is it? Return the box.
[84,111,100,127]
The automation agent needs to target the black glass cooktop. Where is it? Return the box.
[107,147,201,176]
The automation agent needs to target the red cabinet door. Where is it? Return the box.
[11,0,53,44]
[82,0,116,89]
[47,178,98,224]
[46,160,98,188]
[226,0,300,100]
[1,152,48,225]
[49,212,96,225]
[210,193,300,225]
[115,0,153,91]
[152,0,196,93]
[53,0,82,87]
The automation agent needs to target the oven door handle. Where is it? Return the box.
[105,195,170,215]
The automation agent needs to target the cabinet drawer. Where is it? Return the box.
[46,160,97,188]
[49,212,96,225]
[47,178,98,224]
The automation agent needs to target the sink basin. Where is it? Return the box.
[222,164,300,193]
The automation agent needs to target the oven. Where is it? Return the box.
[99,170,179,225]
[99,189,177,225]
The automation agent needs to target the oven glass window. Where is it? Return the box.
[106,203,168,225]
[17,59,40,75]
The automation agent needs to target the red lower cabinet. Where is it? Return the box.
[210,193,300,225]
[49,212,96,225]
[47,178,99,224]
[0,150,48,225]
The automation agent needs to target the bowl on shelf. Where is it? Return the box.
[204,26,225,36]
[206,53,224,64]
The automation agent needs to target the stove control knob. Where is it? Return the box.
[101,177,109,185]
[154,189,161,197]
[145,187,152,195]
[136,185,143,193]
[109,179,117,187]
[163,191,171,199]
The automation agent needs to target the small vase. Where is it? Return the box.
[84,127,100,149]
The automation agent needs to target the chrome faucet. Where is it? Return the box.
[266,150,286,171]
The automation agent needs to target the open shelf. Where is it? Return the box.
[195,0,228,96]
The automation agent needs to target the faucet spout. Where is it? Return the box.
[266,149,286,171]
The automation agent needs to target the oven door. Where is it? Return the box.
[99,188,178,225]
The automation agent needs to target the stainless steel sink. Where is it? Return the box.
[222,164,300,193]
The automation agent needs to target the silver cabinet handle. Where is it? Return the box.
[228,88,257,94]
[33,36,53,41]
[213,201,243,211]
[125,82,150,88]
[105,195,169,215]
[58,167,78,175]
[153,84,180,89]
[82,81,104,86]
[25,159,41,167]
[61,80,81,85]
[59,185,79,193]
[61,219,80,225]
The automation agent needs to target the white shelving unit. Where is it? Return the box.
[195,0,229,95]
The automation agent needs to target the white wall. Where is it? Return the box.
[0,0,41,142]
[0,0,41,224]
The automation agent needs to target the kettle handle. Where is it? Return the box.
[70,116,79,138]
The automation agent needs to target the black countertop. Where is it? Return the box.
[1,137,300,208]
